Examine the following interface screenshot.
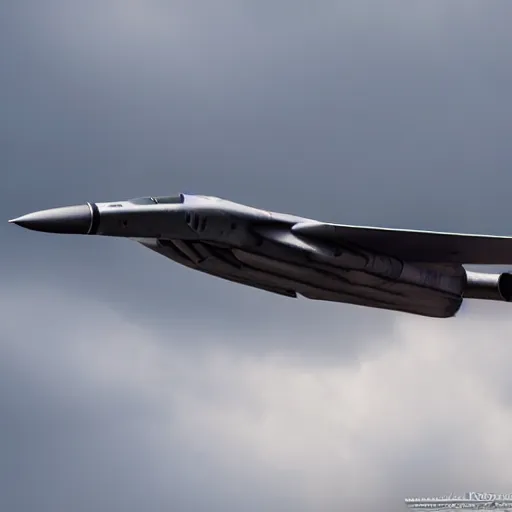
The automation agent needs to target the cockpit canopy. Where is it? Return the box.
[128,194,185,205]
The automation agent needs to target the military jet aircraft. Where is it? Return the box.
[9,193,512,318]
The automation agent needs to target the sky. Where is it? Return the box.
[2,1,512,511]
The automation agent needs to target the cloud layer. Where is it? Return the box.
[2,1,512,511]
[3,287,512,512]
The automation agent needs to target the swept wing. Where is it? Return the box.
[292,222,512,264]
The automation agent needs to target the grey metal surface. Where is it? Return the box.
[9,204,96,234]
[292,221,512,264]
[10,193,512,318]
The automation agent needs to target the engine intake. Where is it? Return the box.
[464,270,512,302]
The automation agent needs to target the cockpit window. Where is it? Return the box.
[128,194,184,205]
[153,194,184,204]
[128,197,158,205]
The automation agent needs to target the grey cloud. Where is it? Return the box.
[0,287,289,512]
[3,1,512,223]
[2,1,512,510]
[2,286,512,512]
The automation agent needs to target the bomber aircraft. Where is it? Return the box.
[9,193,512,318]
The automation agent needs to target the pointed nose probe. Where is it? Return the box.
[8,203,100,235]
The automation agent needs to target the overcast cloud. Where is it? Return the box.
[2,1,512,511]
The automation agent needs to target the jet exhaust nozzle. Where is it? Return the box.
[9,203,99,235]
[464,270,512,302]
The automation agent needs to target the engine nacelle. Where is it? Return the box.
[464,270,512,302]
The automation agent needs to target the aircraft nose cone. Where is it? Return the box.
[9,204,95,234]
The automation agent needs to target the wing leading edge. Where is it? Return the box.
[292,222,512,265]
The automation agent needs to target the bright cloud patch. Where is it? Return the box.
[2,286,512,511]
